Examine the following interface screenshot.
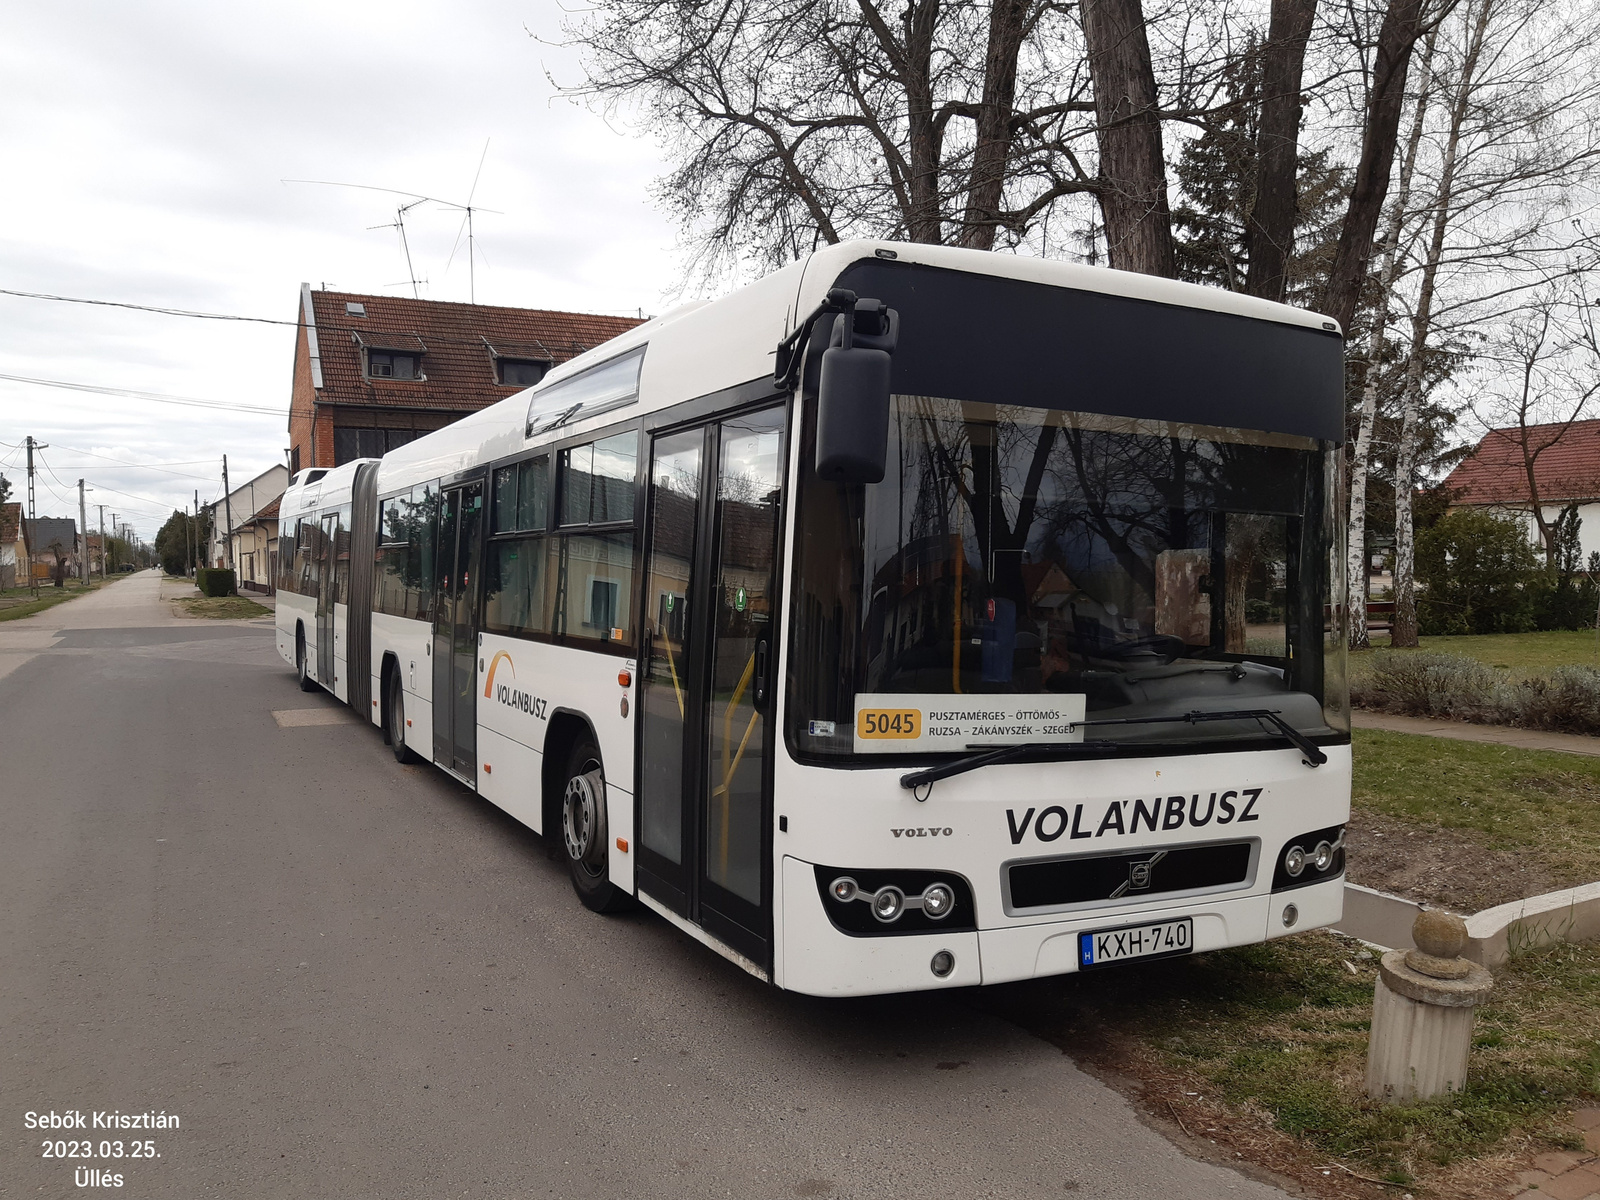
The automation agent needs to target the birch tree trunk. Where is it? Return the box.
[1322,0,1436,335]
[1347,36,1434,649]
[1393,0,1491,648]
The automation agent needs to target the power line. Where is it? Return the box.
[0,287,651,332]
[40,443,218,481]
[0,373,283,417]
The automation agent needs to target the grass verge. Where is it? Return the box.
[0,580,105,622]
[990,931,1600,1198]
[1354,630,1600,680]
[1348,727,1600,910]
[171,595,271,619]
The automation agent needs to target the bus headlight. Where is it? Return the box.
[830,876,860,903]
[871,886,906,923]
[1271,825,1346,892]
[921,882,955,920]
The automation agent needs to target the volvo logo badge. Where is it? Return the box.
[1110,849,1168,899]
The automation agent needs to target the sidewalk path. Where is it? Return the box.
[1353,709,1600,758]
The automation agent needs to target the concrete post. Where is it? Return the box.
[1365,910,1493,1104]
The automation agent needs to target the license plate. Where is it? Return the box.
[1078,917,1193,969]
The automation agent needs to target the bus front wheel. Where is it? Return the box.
[561,738,632,913]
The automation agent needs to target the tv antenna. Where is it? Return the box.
[283,160,501,302]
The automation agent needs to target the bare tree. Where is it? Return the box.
[1321,0,1450,335]
[1468,288,1600,564]
[1345,32,1434,649]
[1082,0,1176,275]
[557,0,1113,277]
[1243,0,1319,301]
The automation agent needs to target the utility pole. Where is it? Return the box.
[221,456,234,572]
[96,505,107,579]
[194,490,201,575]
[77,479,89,585]
[110,513,118,574]
[24,436,46,596]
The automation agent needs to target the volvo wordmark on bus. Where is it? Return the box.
[277,239,1351,997]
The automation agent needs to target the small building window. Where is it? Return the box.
[346,302,366,316]
[498,358,550,388]
[368,351,418,380]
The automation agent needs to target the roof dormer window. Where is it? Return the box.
[368,351,419,381]
[346,302,366,316]
[497,358,550,388]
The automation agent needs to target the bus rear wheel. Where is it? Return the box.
[387,673,418,765]
[295,629,316,692]
[561,738,632,913]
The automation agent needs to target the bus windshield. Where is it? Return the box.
[786,396,1348,761]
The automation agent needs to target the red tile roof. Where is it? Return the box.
[1,502,19,544]
[309,291,645,413]
[1444,418,1600,505]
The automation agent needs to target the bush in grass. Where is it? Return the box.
[195,567,235,597]
[1361,653,1497,718]
[1502,666,1600,735]
[1416,509,1539,635]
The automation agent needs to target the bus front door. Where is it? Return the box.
[432,480,485,778]
[636,405,785,969]
[316,512,337,685]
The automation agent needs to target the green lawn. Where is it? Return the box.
[0,579,105,622]
[171,595,271,619]
[1354,629,1600,679]
[1350,727,1600,908]
[1006,931,1600,1189]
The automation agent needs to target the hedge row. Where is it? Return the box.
[195,567,236,597]
[1353,653,1600,736]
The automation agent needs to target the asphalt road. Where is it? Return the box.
[0,573,1292,1199]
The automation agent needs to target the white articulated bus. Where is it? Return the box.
[276,240,1351,997]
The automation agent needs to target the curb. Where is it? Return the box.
[1334,881,1600,967]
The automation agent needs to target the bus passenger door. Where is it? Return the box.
[316,512,337,684]
[432,481,485,777]
[636,405,786,968]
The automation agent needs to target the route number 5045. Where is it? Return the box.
[856,709,921,739]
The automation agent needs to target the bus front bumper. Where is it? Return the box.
[778,855,1345,997]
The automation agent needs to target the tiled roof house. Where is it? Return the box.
[1444,418,1600,560]
[287,286,646,472]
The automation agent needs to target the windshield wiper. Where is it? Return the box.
[895,708,1327,793]
[1074,709,1329,768]
[899,741,1122,792]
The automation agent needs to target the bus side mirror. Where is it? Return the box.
[816,302,898,485]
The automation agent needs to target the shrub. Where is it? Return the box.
[1501,666,1600,736]
[196,567,235,597]
[1416,509,1539,636]
[1364,653,1497,718]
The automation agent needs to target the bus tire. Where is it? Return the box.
[387,673,418,765]
[561,737,632,914]
[295,627,317,692]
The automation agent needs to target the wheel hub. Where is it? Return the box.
[563,767,606,867]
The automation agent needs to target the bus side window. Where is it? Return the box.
[552,532,633,647]
[412,484,437,623]
[278,525,297,593]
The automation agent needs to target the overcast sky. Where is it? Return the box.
[0,0,680,543]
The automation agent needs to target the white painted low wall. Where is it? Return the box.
[1464,881,1600,969]
[1335,880,1600,968]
